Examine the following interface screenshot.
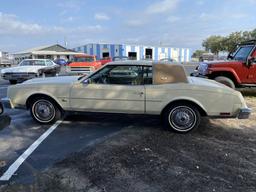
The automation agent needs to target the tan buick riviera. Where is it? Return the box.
[2,61,251,133]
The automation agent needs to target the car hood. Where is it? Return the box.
[1,66,45,73]
[203,60,240,65]
[188,76,234,90]
[22,76,80,85]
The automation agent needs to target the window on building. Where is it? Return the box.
[102,52,110,58]
[145,48,153,59]
[128,52,137,60]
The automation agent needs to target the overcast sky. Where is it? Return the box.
[0,0,255,52]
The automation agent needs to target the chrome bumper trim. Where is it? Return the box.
[237,108,252,119]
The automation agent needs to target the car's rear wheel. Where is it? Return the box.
[9,80,17,84]
[163,103,201,133]
[30,98,62,124]
[214,76,235,89]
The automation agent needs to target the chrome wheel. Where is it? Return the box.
[32,99,56,123]
[168,106,197,132]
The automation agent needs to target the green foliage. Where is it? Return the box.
[192,50,207,58]
[202,29,256,54]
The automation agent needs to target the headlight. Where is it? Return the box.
[198,62,209,75]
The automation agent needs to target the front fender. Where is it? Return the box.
[208,68,241,84]
[161,96,208,115]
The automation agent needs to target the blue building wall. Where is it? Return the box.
[74,43,191,62]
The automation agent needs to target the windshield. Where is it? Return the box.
[73,57,94,62]
[19,60,46,66]
[233,45,254,61]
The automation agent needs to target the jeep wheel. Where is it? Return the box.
[163,103,201,133]
[214,76,235,89]
[30,98,62,124]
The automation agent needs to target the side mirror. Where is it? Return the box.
[83,78,92,84]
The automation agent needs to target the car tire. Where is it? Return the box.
[30,97,62,124]
[9,80,17,84]
[163,103,201,133]
[214,76,235,89]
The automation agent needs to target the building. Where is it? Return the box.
[0,51,14,67]
[14,44,81,63]
[73,43,191,62]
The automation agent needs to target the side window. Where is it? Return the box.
[143,66,153,85]
[88,65,144,85]
[46,60,53,66]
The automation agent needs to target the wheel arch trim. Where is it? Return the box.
[161,97,208,117]
[26,92,63,111]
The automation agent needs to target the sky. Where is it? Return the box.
[0,0,255,53]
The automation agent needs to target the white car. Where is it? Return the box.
[2,61,251,133]
[0,59,60,84]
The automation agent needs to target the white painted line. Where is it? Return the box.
[0,120,62,181]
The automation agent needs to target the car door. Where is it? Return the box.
[70,65,145,114]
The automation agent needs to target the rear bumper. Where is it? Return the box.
[237,108,252,119]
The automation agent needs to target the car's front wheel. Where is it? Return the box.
[30,98,62,124]
[163,103,201,133]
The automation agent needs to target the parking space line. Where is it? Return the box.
[0,120,63,181]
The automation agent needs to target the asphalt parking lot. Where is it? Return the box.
[0,64,207,185]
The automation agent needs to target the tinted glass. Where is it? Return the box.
[74,57,94,62]
[234,45,254,61]
[19,60,46,66]
[89,65,144,85]
[143,66,153,85]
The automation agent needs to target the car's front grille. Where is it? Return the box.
[3,72,36,79]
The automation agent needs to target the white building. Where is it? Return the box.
[74,43,191,62]
[14,44,81,63]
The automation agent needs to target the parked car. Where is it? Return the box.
[2,61,251,133]
[191,40,256,89]
[54,58,67,66]
[67,55,102,75]
[0,59,61,84]
[0,101,11,130]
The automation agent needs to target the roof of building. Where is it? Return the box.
[14,44,78,55]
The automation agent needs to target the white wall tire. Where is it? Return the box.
[30,98,61,124]
[163,103,201,133]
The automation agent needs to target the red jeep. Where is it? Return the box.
[192,40,256,89]
[68,55,102,75]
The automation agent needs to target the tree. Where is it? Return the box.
[202,28,256,54]
[202,36,225,55]
[251,29,256,39]
[192,50,207,58]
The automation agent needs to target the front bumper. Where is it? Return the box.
[237,108,252,119]
[2,73,37,81]
[1,98,13,109]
